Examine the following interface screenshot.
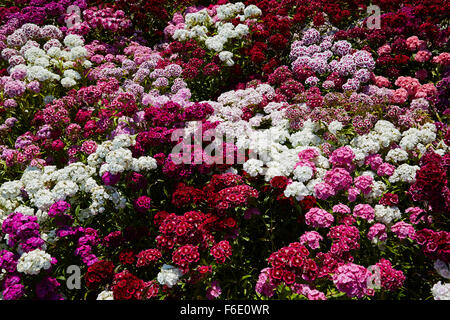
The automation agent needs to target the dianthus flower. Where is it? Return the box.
[353,204,375,222]
[112,270,144,300]
[136,249,162,267]
[354,175,373,195]
[134,196,152,213]
[324,168,353,192]
[367,223,387,242]
[391,221,415,240]
[299,231,323,250]
[305,208,334,228]
[332,263,371,298]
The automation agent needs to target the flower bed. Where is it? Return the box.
[0,0,448,300]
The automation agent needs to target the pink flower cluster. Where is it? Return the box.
[299,231,323,250]
[305,208,334,228]
[332,263,372,298]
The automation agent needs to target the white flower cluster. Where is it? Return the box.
[216,2,246,20]
[349,121,448,174]
[0,163,95,221]
[399,124,436,152]
[243,4,263,19]
[374,205,402,225]
[97,290,114,300]
[204,85,329,190]
[16,249,53,275]
[243,158,265,177]
[293,165,314,183]
[388,164,420,184]
[157,264,183,288]
[289,119,323,147]
[350,120,402,161]
[64,34,85,48]
[3,25,91,89]
[219,50,235,67]
[207,84,275,134]
[431,281,450,300]
[89,134,157,175]
[0,134,158,223]
[328,120,343,135]
[173,3,260,64]
[385,148,409,163]
[284,181,310,201]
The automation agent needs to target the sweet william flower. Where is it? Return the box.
[102,172,121,186]
[16,249,53,275]
[305,207,334,228]
[354,175,373,195]
[391,222,415,240]
[51,139,65,151]
[134,196,152,213]
[2,284,25,300]
[353,204,375,222]
[314,182,335,200]
[332,263,371,298]
[97,290,114,300]
[157,264,183,288]
[112,270,144,300]
[367,223,387,243]
[299,231,323,249]
[206,280,222,300]
[431,282,450,300]
[81,140,97,154]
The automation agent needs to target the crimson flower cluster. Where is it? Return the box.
[171,183,206,208]
[84,260,115,290]
[210,240,232,264]
[414,229,450,262]
[172,244,200,273]
[111,270,145,300]
[265,242,317,286]
[409,150,450,214]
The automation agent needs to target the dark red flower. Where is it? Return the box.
[119,250,136,265]
[112,270,144,300]
[270,176,289,190]
[299,196,317,211]
[379,193,399,206]
[84,260,115,290]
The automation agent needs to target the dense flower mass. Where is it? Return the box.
[0,0,448,301]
